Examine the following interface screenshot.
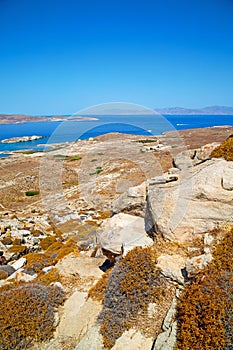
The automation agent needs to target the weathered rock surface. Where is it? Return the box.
[152,321,177,350]
[55,254,105,281]
[97,213,153,256]
[55,292,102,341]
[185,253,213,278]
[75,325,104,350]
[111,182,147,217]
[111,329,153,350]
[11,257,26,270]
[157,254,186,284]
[146,159,233,241]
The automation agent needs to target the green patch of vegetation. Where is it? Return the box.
[91,158,98,162]
[136,139,156,144]
[69,156,82,161]
[176,226,233,350]
[20,150,37,154]
[0,282,65,350]
[25,191,40,196]
[89,166,103,175]
[53,154,69,160]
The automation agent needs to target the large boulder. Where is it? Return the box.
[97,213,153,256]
[146,159,233,241]
[111,182,147,217]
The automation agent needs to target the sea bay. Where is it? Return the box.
[0,114,232,153]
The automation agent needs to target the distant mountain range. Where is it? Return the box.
[155,106,233,115]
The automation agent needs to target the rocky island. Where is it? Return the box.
[0,114,98,124]
[1,135,45,144]
[0,126,232,350]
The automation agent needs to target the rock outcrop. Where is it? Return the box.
[146,159,233,241]
[96,212,153,256]
[111,182,147,217]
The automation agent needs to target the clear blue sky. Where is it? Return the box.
[0,0,233,115]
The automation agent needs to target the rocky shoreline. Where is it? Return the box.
[0,126,232,350]
[0,135,45,144]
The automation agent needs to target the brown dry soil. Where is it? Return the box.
[0,126,232,212]
[160,126,233,151]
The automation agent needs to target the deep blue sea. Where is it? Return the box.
[0,114,232,153]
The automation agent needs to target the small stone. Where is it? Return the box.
[11,257,27,270]
[53,312,60,328]
[42,266,54,273]
[204,233,214,246]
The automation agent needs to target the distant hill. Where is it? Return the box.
[156,106,233,115]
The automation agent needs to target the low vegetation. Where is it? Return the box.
[176,226,233,349]
[0,282,65,350]
[98,246,174,349]
[25,190,40,196]
[210,135,233,161]
[89,166,103,175]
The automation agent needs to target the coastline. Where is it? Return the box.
[0,114,98,124]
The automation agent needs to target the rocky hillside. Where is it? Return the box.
[0,130,232,349]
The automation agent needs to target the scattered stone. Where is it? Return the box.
[11,257,26,270]
[173,150,195,170]
[7,269,37,282]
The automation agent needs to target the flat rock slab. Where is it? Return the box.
[55,254,105,279]
[97,212,153,255]
[112,329,153,350]
[146,159,233,241]
[56,292,102,340]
